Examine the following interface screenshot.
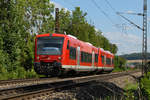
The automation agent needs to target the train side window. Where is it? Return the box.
[81,51,84,62]
[95,54,98,63]
[81,52,92,63]
[109,58,111,65]
[112,59,114,64]
[69,46,76,60]
[101,55,104,64]
[89,53,92,63]
[81,51,86,62]
[106,58,111,65]
[67,41,69,49]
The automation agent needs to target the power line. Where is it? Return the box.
[105,0,117,13]
[117,12,143,30]
[61,0,104,29]
[91,0,126,33]
[102,0,134,34]
[92,0,115,25]
[103,0,125,26]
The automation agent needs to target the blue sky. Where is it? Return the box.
[51,0,150,55]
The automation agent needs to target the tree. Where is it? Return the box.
[70,7,89,41]
[59,8,71,34]
[114,56,126,68]
[110,44,118,54]
[0,0,54,79]
[0,1,119,79]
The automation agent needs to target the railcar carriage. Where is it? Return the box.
[99,48,105,69]
[104,51,114,72]
[34,33,114,76]
[98,48,114,72]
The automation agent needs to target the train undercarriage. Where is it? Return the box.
[34,62,63,77]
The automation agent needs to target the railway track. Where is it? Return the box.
[0,78,59,90]
[0,70,141,100]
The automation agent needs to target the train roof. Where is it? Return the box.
[36,33,112,54]
[36,33,66,38]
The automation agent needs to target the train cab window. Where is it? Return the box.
[101,55,104,64]
[67,41,69,49]
[95,54,98,63]
[69,46,76,60]
[37,37,64,55]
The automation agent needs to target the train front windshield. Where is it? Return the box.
[37,37,64,55]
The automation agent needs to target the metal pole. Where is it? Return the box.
[55,8,60,33]
[142,0,147,76]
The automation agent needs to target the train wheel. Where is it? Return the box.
[57,69,64,77]
[96,70,104,74]
[50,68,62,77]
[106,70,113,73]
[67,70,76,77]
[45,74,50,78]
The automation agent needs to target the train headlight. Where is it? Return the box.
[58,57,61,60]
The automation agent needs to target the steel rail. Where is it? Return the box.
[0,78,59,90]
[0,70,140,100]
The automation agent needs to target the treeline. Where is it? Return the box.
[121,53,150,60]
[0,0,118,80]
[58,7,118,53]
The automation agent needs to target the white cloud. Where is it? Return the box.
[126,10,134,14]
[51,1,63,9]
[51,1,68,11]
[103,31,150,55]
[148,17,150,22]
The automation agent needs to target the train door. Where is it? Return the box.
[66,40,70,65]
[104,55,106,67]
[111,57,112,66]
[92,51,95,70]
[77,47,80,71]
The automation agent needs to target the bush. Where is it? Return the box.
[141,72,150,99]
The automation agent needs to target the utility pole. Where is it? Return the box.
[55,8,60,33]
[116,0,148,76]
[142,0,147,76]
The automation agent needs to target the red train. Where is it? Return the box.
[34,33,114,76]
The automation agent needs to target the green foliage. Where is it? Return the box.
[140,72,150,99]
[125,83,138,91]
[124,72,150,100]
[59,8,71,34]
[0,1,118,80]
[125,90,137,100]
[58,7,118,54]
[113,56,126,72]
[0,0,54,80]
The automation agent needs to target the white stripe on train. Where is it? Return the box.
[62,65,113,72]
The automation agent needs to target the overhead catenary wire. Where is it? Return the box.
[105,0,117,13]
[58,0,104,30]
[91,0,115,25]
[103,0,131,32]
[103,0,128,21]
[91,0,125,33]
